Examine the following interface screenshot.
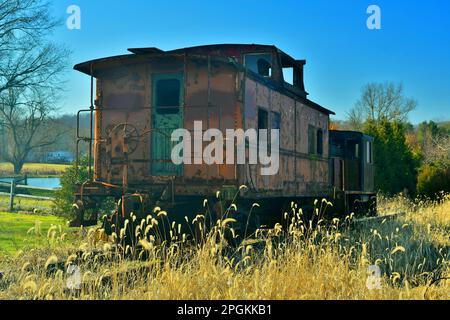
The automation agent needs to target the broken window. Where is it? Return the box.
[155,78,181,114]
[280,53,305,92]
[245,54,272,77]
[257,59,271,77]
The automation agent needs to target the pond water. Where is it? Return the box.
[0,177,61,189]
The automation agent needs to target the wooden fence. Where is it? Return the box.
[0,179,55,211]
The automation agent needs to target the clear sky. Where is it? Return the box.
[50,0,450,124]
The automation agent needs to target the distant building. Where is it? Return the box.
[44,151,75,164]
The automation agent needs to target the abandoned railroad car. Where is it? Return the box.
[70,44,376,231]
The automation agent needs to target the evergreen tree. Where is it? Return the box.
[363,120,419,195]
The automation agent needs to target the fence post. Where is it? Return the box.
[9,179,15,212]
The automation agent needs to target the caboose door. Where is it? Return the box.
[151,73,184,176]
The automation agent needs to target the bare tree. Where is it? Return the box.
[347,82,417,130]
[0,0,65,92]
[0,87,65,173]
[422,133,450,166]
[0,0,69,173]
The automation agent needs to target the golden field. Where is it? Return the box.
[0,163,69,177]
[0,194,448,300]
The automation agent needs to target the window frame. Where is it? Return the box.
[317,129,323,156]
[308,125,316,155]
[258,107,269,131]
[271,111,281,130]
[366,140,373,164]
[154,77,182,115]
[244,53,273,78]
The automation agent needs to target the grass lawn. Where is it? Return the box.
[0,211,68,256]
[0,195,55,214]
[0,162,70,177]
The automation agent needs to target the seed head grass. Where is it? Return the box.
[0,194,448,300]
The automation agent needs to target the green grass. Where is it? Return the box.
[0,195,55,214]
[0,211,68,256]
[0,162,69,177]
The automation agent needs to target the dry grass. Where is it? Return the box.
[379,193,450,246]
[0,195,448,300]
[0,163,69,177]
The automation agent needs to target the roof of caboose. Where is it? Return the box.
[74,44,291,73]
[74,43,335,115]
[330,130,374,141]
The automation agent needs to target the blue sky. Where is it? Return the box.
[50,0,450,124]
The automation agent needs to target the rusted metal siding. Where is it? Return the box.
[183,57,238,181]
[84,45,334,199]
[242,77,330,198]
[93,55,239,191]
[94,57,185,185]
[94,63,151,184]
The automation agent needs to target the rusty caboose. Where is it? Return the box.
[71,44,376,230]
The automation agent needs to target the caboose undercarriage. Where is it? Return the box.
[70,178,376,237]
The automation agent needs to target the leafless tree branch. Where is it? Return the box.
[346,82,417,129]
[0,0,69,173]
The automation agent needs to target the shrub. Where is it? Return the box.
[53,157,89,218]
[417,164,450,199]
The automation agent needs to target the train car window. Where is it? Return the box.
[354,143,360,158]
[330,140,344,157]
[258,59,271,77]
[245,54,272,77]
[346,141,360,159]
[308,125,316,154]
[271,111,281,130]
[258,108,269,147]
[366,141,373,164]
[258,108,269,130]
[155,78,180,114]
[317,129,323,155]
